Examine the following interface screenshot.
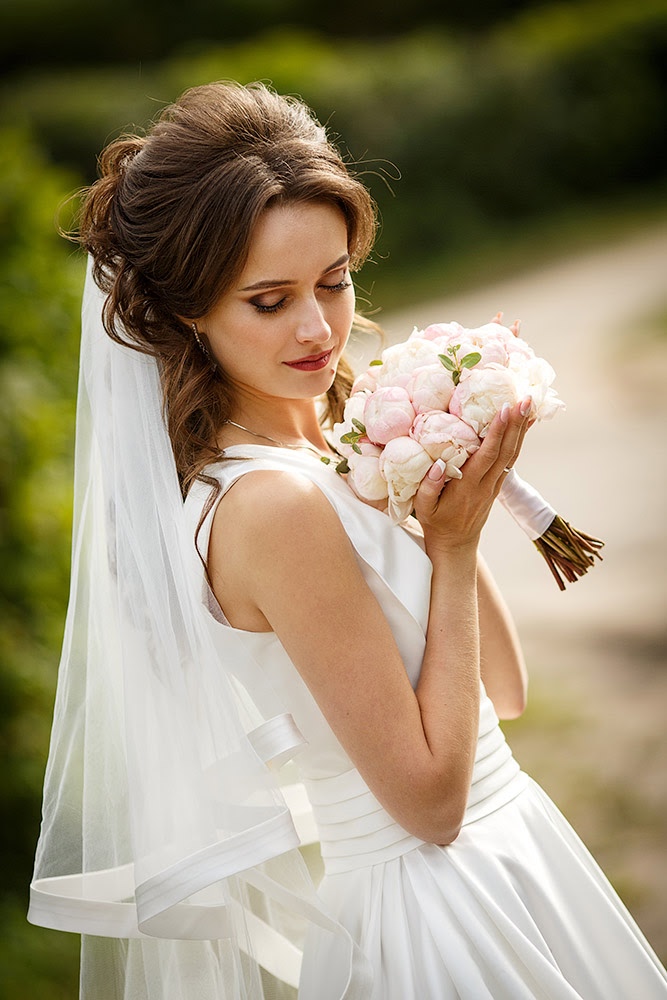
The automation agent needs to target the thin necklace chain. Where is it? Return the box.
[223,419,336,461]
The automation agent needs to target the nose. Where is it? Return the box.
[294,296,332,345]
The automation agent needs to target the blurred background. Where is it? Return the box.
[1,0,666,994]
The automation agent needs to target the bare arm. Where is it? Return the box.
[477,554,528,719]
[209,402,530,844]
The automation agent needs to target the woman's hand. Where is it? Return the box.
[413,398,532,557]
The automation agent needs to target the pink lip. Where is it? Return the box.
[283,350,333,372]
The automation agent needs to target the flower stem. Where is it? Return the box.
[532,515,605,591]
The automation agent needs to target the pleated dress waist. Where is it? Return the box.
[304,704,528,875]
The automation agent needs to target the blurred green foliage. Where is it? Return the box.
[2,0,666,299]
[0,0,546,71]
[0,128,83,992]
[1,897,80,998]
[1,0,666,992]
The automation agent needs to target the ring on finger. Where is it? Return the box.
[503,466,513,473]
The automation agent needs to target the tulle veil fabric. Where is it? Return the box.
[28,259,371,998]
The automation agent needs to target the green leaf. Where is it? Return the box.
[369,359,383,367]
[351,418,366,434]
[320,456,332,465]
[438,354,456,371]
[452,371,461,386]
[352,443,362,454]
[460,352,482,369]
[447,344,460,355]
[340,431,359,444]
[335,458,350,474]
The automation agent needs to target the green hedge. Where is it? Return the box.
[0,125,84,996]
[0,126,83,890]
[2,0,665,286]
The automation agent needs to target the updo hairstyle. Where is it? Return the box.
[77,81,378,493]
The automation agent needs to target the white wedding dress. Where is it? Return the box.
[186,445,667,1000]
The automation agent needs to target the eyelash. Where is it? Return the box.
[252,279,352,315]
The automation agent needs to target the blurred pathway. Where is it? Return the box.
[349,222,667,958]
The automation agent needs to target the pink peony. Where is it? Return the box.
[364,386,416,445]
[406,364,456,414]
[446,336,509,369]
[410,411,481,479]
[465,322,513,345]
[418,322,465,343]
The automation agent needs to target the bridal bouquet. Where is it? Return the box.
[333,316,603,590]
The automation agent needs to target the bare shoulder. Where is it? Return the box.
[212,467,347,550]
[208,467,354,630]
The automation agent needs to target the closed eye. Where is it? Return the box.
[320,278,352,293]
[251,276,352,315]
[251,297,288,315]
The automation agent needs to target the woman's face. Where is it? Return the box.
[199,200,355,408]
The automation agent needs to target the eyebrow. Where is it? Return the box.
[239,254,350,292]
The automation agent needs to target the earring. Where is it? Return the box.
[192,322,216,370]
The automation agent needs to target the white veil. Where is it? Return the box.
[29,259,371,998]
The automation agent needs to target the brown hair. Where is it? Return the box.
[77,81,378,494]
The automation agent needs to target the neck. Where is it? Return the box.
[221,397,331,453]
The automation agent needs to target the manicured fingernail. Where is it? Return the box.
[520,396,532,416]
[428,459,447,480]
[500,402,511,423]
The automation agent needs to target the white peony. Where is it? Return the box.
[509,355,566,421]
[378,436,433,523]
[346,442,388,502]
[374,338,443,388]
[449,365,519,437]
[350,370,379,395]
[332,392,369,456]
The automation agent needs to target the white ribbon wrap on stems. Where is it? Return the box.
[497,468,556,541]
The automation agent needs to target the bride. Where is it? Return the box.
[29,80,667,999]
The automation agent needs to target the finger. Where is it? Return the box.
[491,311,503,325]
[460,402,514,481]
[491,398,532,477]
[507,406,533,466]
[413,459,447,520]
[474,401,525,478]
[502,422,529,476]
[509,319,521,338]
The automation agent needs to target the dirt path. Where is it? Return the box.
[349,224,667,960]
